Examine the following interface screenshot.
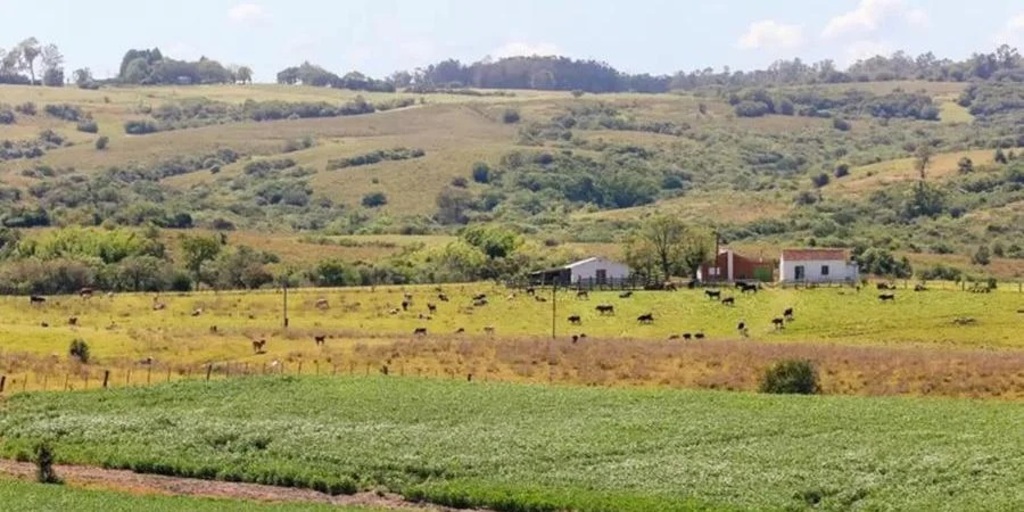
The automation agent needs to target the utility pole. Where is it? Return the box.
[551,282,557,339]
[282,280,290,328]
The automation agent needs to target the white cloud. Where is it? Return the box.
[822,0,926,38]
[228,3,268,24]
[737,20,804,50]
[992,14,1024,46]
[844,40,893,65]
[492,41,562,58]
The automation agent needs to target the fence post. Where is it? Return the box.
[206,364,213,382]
[42,374,47,391]
[22,376,27,392]
[0,375,5,393]
[147,366,152,385]
[63,374,69,391]
[297,361,302,375]
[125,370,131,387]
[102,370,110,389]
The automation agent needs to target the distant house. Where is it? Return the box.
[779,248,859,284]
[530,257,632,286]
[697,248,775,283]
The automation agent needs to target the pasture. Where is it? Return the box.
[1,283,1024,398]
[3,376,1024,511]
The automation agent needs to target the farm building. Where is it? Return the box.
[530,257,632,286]
[697,248,775,283]
[779,248,860,284]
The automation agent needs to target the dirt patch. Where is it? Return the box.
[0,459,486,511]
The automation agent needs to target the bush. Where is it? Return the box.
[811,173,830,188]
[834,163,850,178]
[571,89,585,98]
[95,136,109,150]
[471,162,491,183]
[502,109,520,124]
[44,103,85,122]
[0,107,14,125]
[124,120,158,135]
[759,359,820,395]
[15,102,37,115]
[832,118,852,131]
[734,101,770,117]
[35,443,61,485]
[76,120,99,133]
[69,338,90,363]
[450,176,468,188]
[362,192,388,208]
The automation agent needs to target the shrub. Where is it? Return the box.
[35,443,61,485]
[759,359,820,395]
[69,338,90,363]
[834,163,850,178]
[734,101,770,117]
[124,120,159,135]
[95,136,109,150]
[571,89,585,98]
[44,103,85,122]
[76,120,99,133]
[0,106,14,125]
[502,108,521,124]
[362,192,388,208]
[15,102,37,115]
[832,118,852,131]
[451,176,468,188]
[471,162,491,183]
[38,130,65,146]
[811,173,830,188]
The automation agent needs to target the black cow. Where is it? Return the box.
[619,291,633,299]
[705,290,721,300]
[595,304,615,315]
[878,293,896,302]
[772,317,785,329]
[30,295,46,304]
[783,307,794,320]
[637,313,654,324]
[721,297,735,306]
[413,327,428,336]
[576,290,590,300]
[568,314,582,325]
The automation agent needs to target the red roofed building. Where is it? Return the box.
[697,249,775,283]
[779,248,860,284]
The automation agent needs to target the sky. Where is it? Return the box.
[3,0,1024,82]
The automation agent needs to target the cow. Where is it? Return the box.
[401,300,411,312]
[914,284,928,292]
[30,295,46,305]
[438,293,450,302]
[153,302,166,311]
[413,327,427,336]
[694,332,705,340]
[534,295,548,303]
[772,317,786,329]
[637,313,654,324]
[740,283,759,294]
[455,327,466,334]
[737,321,748,336]
[315,298,329,310]
[472,293,487,301]
[427,303,437,314]
[191,308,203,317]
[878,293,896,302]
[721,297,735,306]
[79,287,94,299]
[595,304,615,315]
[568,314,582,325]
[314,335,326,346]
[483,326,495,336]
[576,290,590,300]
[68,316,78,326]
[668,334,680,340]
[473,298,488,307]
[252,339,267,353]
[705,290,721,300]
[619,291,633,299]
[682,333,693,340]
[877,282,894,291]
[525,287,536,296]
[783,307,794,320]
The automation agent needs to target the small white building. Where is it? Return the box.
[779,249,859,284]
[566,257,632,284]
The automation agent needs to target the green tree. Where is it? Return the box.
[73,68,92,86]
[435,186,475,224]
[972,245,991,266]
[461,225,522,259]
[235,65,253,84]
[17,38,41,83]
[180,234,221,287]
[361,192,387,208]
[957,156,974,174]
[623,215,714,281]
[995,148,1008,165]
[914,144,933,181]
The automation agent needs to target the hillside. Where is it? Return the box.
[2,77,1024,281]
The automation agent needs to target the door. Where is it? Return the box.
[794,265,805,281]
[595,269,607,285]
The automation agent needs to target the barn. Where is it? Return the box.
[697,248,775,283]
[530,257,632,286]
[779,248,860,284]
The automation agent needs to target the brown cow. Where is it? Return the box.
[252,339,267,353]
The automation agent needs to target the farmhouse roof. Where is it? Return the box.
[565,257,600,268]
[781,248,849,262]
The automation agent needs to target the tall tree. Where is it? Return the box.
[623,215,715,281]
[180,235,222,288]
[72,68,93,86]
[235,66,253,84]
[18,37,41,83]
[914,144,933,181]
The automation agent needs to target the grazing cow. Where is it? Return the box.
[79,287,94,299]
[252,339,267,353]
[401,300,410,312]
[455,327,466,334]
[314,335,326,346]
[740,283,759,294]
[315,298,329,310]
[572,334,581,343]
[721,297,735,306]
[483,326,495,335]
[473,298,488,307]
[153,302,166,311]
[413,327,428,336]
[772,317,786,329]
[534,295,548,303]
[576,290,589,300]
[619,291,633,299]
[668,334,680,340]
[138,357,153,365]
[30,295,46,305]
[737,322,748,336]
[682,333,693,340]
[694,332,705,340]
[427,303,437,314]
[664,282,678,291]
[595,304,615,315]
[568,314,582,325]
[388,308,400,315]
[879,293,896,302]
[705,290,721,300]
[191,308,203,317]
[68,316,77,326]
[438,293,450,302]
[637,313,654,324]
[210,325,218,334]
[40,322,49,328]
[783,307,794,320]
[404,293,413,302]
[472,293,487,301]
[525,287,536,296]
[914,284,928,292]
[877,282,893,291]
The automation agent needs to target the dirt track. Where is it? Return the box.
[0,459,485,511]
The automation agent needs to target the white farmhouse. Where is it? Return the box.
[779,249,860,284]
[531,256,632,286]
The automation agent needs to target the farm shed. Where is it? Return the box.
[779,248,859,284]
[530,257,632,286]
[697,248,775,283]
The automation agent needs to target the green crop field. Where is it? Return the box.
[0,477,375,512]
[2,377,1024,511]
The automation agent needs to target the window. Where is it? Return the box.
[794,265,805,280]
[821,265,830,276]
[709,267,720,276]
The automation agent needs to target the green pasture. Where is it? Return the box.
[2,377,1024,511]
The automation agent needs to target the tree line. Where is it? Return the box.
[0,38,65,86]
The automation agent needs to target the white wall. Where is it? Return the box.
[779,259,859,283]
[570,258,632,283]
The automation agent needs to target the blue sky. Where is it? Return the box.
[3,0,1024,82]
